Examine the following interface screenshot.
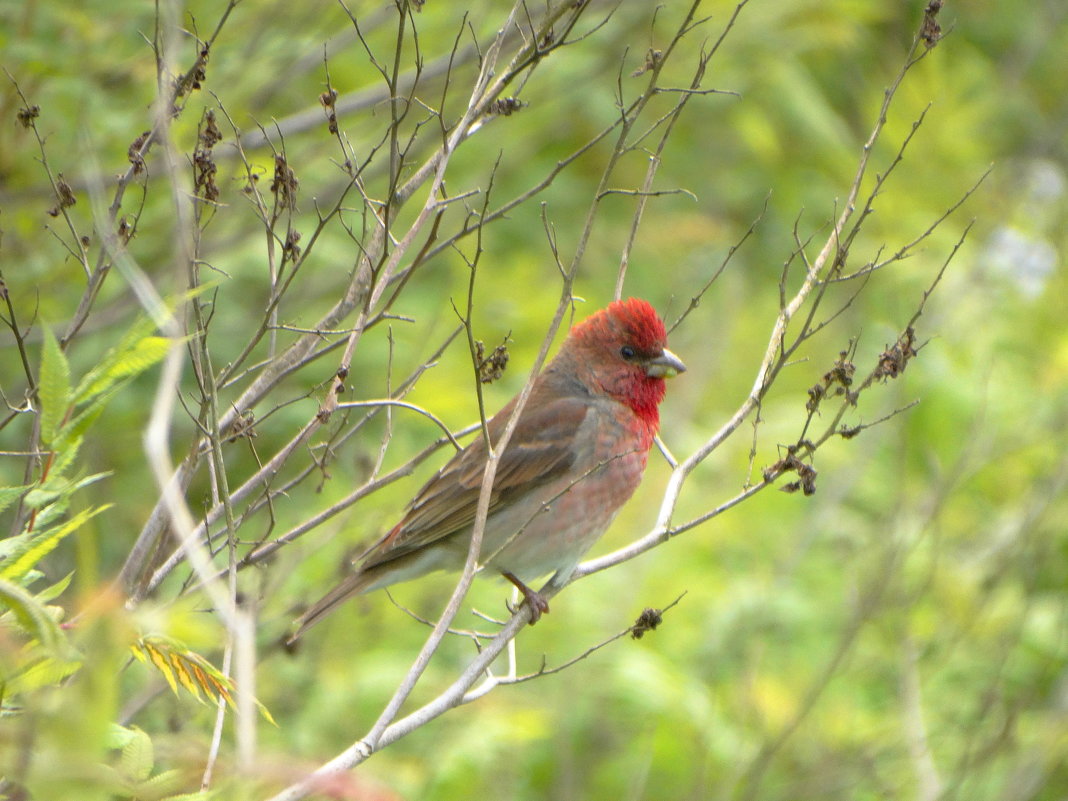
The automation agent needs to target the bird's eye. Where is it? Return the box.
[620,346,636,359]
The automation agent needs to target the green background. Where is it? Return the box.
[1,0,1066,799]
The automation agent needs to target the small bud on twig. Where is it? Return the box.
[16,105,39,128]
[921,0,944,48]
[475,333,510,384]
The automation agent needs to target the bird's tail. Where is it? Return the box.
[287,571,375,645]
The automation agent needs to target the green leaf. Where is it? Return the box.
[23,471,109,511]
[35,571,74,603]
[67,471,111,494]
[0,533,29,562]
[0,577,63,651]
[133,767,184,798]
[53,389,112,453]
[92,763,128,795]
[45,433,83,480]
[0,505,110,584]
[24,493,69,531]
[38,327,71,446]
[163,790,220,801]
[118,335,171,376]
[22,486,61,510]
[0,486,29,516]
[71,316,156,404]
[3,653,82,694]
[121,726,154,783]
[255,695,279,727]
[105,722,139,750]
[72,318,171,407]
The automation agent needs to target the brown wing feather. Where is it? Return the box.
[359,391,589,570]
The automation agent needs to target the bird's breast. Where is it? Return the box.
[476,399,651,583]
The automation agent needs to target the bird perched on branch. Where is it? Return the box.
[289,298,685,643]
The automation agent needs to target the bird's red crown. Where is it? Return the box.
[571,297,667,353]
[605,297,667,351]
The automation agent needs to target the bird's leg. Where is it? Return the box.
[502,571,550,624]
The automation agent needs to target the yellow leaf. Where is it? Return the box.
[143,642,179,695]
[169,652,202,702]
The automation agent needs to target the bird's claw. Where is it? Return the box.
[503,572,550,624]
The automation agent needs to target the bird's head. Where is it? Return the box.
[565,298,686,429]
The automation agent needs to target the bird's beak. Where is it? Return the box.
[644,348,686,378]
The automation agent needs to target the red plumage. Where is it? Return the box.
[290,298,685,641]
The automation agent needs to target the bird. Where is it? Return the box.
[289,297,685,643]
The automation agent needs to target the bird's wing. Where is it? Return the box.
[359,392,590,569]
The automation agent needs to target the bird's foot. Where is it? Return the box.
[502,572,550,624]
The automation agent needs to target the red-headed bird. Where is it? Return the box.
[290,298,684,642]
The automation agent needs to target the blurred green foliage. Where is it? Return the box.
[1,0,1067,799]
